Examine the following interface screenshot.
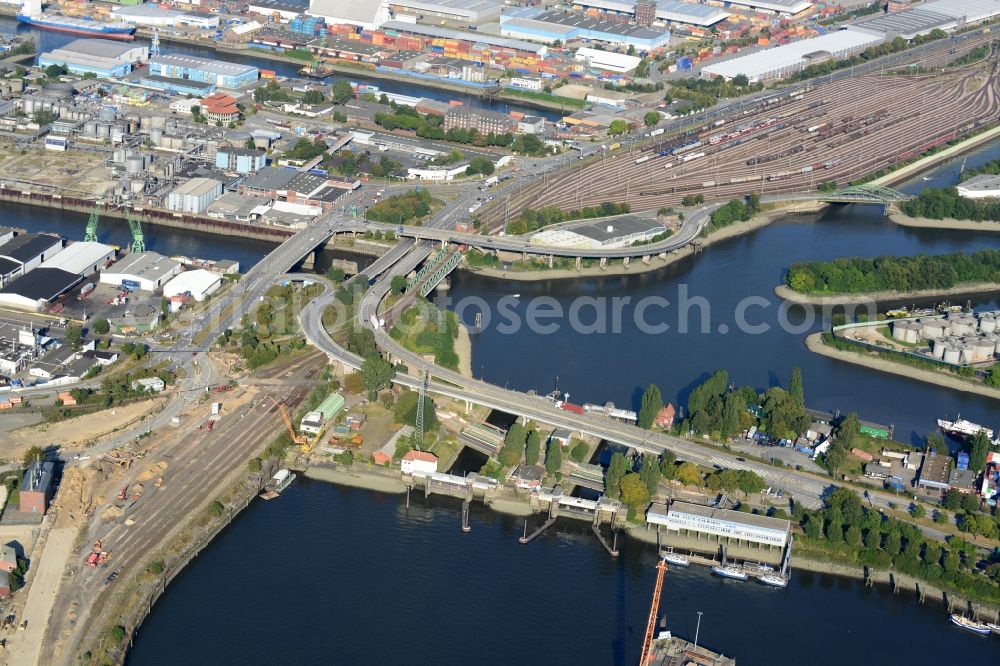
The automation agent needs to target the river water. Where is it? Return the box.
[124,479,999,666]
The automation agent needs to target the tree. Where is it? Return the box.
[22,446,45,466]
[524,429,541,466]
[302,89,325,104]
[66,324,83,350]
[643,111,660,127]
[675,461,703,487]
[640,454,660,496]
[969,429,990,472]
[911,504,926,519]
[545,436,562,475]
[659,449,676,479]
[619,472,650,510]
[845,525,862,547]
[960,492,981,515]
[720,392,742,439]
[605,452,627,499]
[466,156,495,176]
[92,318,110,335]
[884,530,902,556]
[500,422,526,466]
[789,367,804,406]
[393,391,437,431]
[637,383,662,429]
[360,356,394,392]
[390,274,407,294]
[804,514,823,539]
[331,79,354,104]
[942,488,962,511]
[608,119,628,136]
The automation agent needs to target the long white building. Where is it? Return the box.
[651,500,791,548]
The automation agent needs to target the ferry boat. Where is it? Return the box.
[757,574,788,588]
[662,549,690,567]
[300,64,336,79]
[260,469,295,499]
[949,613,991,635]
[16,1,135,41]
[711,565,748,581]
[938,417,994,441]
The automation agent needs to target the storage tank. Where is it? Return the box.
[979,313,997,334]
[22,98,35,114]
[975,339,996,360]
[126,114,140,133]
[949,317,976,336]
[96,123,110,139]
[151,115,166,130]
[130,179,145,194]
[150,128,164,146]
[113,147,127,164]
[892,320,920,344]
[126,154,144,176]
[84,121,97,136]
[932,339,947,359]
[919,319,948,340]
[110,125,125,143]
[942,345,961,365]
[98,106,116,122]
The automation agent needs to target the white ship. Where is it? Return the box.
[757,574,788,588]
[662,549,690,567]
[938,417,993,440]
[711,565,747,581]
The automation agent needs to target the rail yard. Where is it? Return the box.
[483,30,1000,223]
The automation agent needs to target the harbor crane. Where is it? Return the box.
[638,558,667,665]
[83,198,146,253]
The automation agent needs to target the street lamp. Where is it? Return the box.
[694,611,703,650]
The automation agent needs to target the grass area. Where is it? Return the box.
[388,300,460,371]
[283,49,313,61]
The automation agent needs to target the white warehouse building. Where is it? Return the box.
[701,29,883,82]
[38,241,115,277]
[162,269,222,302]
[100,252,183,292]
[167,178,223,214]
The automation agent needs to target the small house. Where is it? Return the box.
[655,404,675,429]
[0,570,9,599]
[401,450,438,475]
[549,428,573,448]
[372,451,391,466]
[510,464,545,490]
[0,542,17,572]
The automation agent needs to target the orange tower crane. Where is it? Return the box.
[268,397,309,446]
[639,558,667,665]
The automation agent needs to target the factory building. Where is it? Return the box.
[249,0,304,22]
[388,0,501,24]
[199,92,241,123]
[111,4,185,27]
[379,20,548,57]
[162,269,222,302]
[216,147,267,174]
[100,252,183,292]
[0,268,79,311]
[167,178,224,213]
[956,174,1000,199]
[149,54,259,89]
[38,39,148,78]
[921,0,1000,24]
[701,29,883,82]
[716,0,813,17]
[20,461,55,515]
[652,500,791,548]
[570,0,730,27]
[575,47,642,73]
[918,451,953,492]
[500,8,671,50]
[443,106,514,135]
[0,233,64,283]
[307,0,389,30]
[177,12,220,30]
[38,241,114,278]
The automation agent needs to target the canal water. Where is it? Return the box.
[124,479,999,666]
[0,16,565,121]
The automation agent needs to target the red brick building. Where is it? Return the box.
[20,461,55,515]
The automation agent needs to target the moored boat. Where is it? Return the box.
[757,574,788,587]
[938,417,993,441]
[950,613,991,635]
[711,565,747,581]
[260,469,295,499]
[662,550,689,567]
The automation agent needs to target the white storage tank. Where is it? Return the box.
[151,115,166,130]
[892,320,920,344]
[942,344,962,365]
[150,128,164,146]
[99,106,116,122]
[130,179,145,194]
[932,339,947,359]
[949,317,976,336]
[96,123,110,139]
[84,121,97,136]
[978,313,998,334]
[126,155,144,176]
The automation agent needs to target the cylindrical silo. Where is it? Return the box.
[979,314,997,334]
[150,128,164,145]
[96,123,110,139]
[943,345,961,365]
[99,106,116,122]
[932,339,947,359]
[126,155,144,176]
[130,179,145,194]
[151,115,166,130]
[84,121,97,136]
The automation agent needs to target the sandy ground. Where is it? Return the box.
[455,323,473,379]
[485,495,536,517]
[889,211,1000,233]
[7,527,76,666]
[774,282,1000,306]
[0,149,111,196]
[805,332,1000,401]
[3,399,165,457]
[466,202,827,282]
[303,465,407,493]
[0,412,44,435]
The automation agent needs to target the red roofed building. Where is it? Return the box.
[372,450,391,466]
[655,404,675,429]
[401,450,438,475]
[200,93,240,123]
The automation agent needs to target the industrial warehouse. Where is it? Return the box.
[500,8,672,50]
[568,0,730,27]
[39,39,149,79]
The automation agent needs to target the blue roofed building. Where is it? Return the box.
[500,8,670,50]
[147,54,258,89]
[216,147,267,174]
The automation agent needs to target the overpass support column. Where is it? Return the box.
[548,254,553,269]
[658,252,667,262]
[642,255,650,265]
[575,256,581,271]
[302,251,315,270]
[441,239,447,249]
[600,257,607,270]
[465,399,472,413]
[521,252,527,262]
[623,256,629,268]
